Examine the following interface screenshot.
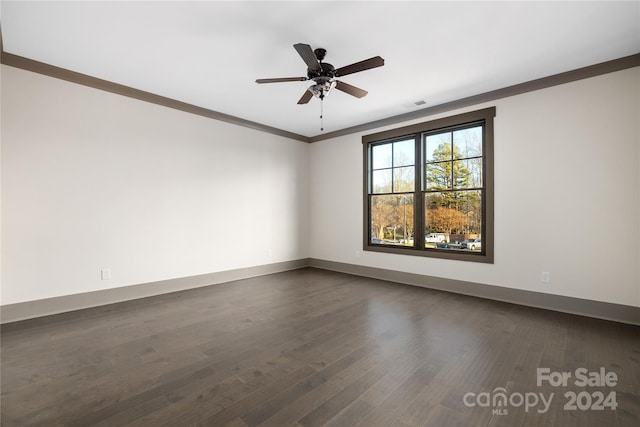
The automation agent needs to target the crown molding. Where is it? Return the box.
[0,49,310,143]
[309,53,640,142]
[2,34,638,144]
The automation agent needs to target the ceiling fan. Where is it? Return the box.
[256,43,385,104]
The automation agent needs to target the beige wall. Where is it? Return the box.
[309,67,640,307]
[1,65,310,305]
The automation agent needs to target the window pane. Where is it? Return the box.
[425,162,452,190]
[393,139,414,167]
[372,143,392,169]
[453,126,482,159]
[393,166,414,192]
[455,158,482,188]
[372,169,392,193]
[452,159,478,189]
[370,194,414,246]
[425,190,482,250]
[425,132,451,162]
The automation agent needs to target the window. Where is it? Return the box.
[363,107,495,263]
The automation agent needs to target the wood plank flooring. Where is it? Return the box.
[1,267,639,426]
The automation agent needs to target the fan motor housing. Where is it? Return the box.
[308,62,335,81]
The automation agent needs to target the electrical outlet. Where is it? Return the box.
[541,272,550,283]
[101,268,111,280]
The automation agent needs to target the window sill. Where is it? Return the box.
[364,244,494,263]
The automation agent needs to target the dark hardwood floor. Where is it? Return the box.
[1,268,639,426]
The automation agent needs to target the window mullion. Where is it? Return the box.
[390,144,396,193]
[414,134,424,250]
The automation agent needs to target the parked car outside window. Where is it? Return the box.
[461,238,482,250]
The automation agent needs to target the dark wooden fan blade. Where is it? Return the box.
[335,56,384,77]
[256,77,307,84]
[335,81,368,98]
[297,90,313,104]
[294,43,321,71]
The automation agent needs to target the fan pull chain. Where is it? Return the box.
[320,98,324,132]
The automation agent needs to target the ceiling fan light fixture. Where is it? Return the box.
[308,80,337,99]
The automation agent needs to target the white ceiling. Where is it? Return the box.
[1,1,639,139]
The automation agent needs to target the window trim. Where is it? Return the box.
[363,107,495,263]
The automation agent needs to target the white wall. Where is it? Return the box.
[309,67,640,307]
[1,65,309,305]
[3,64,638,309]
